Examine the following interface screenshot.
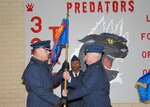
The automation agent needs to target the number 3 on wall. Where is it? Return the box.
[31,16,42,33]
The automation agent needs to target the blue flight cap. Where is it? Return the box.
[30,40,51,50]
[71,55,80,62]
[85,44,104,54]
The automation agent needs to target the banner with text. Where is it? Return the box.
[25,0,150,103]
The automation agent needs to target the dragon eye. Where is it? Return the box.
[108,39,114,44]
[122,42,126,45]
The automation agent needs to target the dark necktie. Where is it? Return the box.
[75,73,78,78]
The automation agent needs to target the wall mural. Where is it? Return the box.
[25,0,150,103]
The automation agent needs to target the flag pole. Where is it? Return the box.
[63,10,69,107]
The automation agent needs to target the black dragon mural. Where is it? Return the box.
[78,33,129,81]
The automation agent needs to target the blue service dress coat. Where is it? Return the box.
[22,57,63,107]
[62,70,84,107]
[67,60,112,107]
[136,72,150,103]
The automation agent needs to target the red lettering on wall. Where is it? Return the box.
[90,2,95,13]
[142,51,150,58]
[31,16,42,33]
[141,33,150,40]
[82,2,87,13]
[128,0,134,12]
[49,26,59,42]
[75,2,80,13]
[112,1,118,13]
[146,15,150,22]
[142,69,150,75]
[31,38,41,44]
[121,1,126,12]
[105,1,110,14]
[66,1,134,14]
[67,2,73,11]
[98,2,103,12]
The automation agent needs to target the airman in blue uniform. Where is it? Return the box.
[22,40,67,107]
[62,55,84,107]
[63,44,112,107]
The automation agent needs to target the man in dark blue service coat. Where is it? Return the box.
[62,55,84,107]
[63,44,112,107]
[22,40,68,107]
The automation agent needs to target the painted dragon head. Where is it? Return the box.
[78,33,129,81]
